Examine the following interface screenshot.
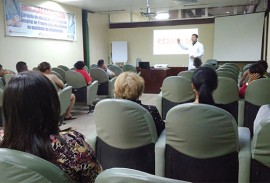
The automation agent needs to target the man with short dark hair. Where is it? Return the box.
[177,34,204,70]
[97,59,115,78]
[16,61,28,73]
[193,57,202,68]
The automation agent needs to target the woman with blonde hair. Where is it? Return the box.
[114,72,165,136]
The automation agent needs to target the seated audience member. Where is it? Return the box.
[191,67,218,105]
[193,57,202,69]
[38,62,76,120]
[16,61,28,73]
[0,64,13,77]
[240,60,269,86]
[114,72,165,136]
[74,61,92,85]
[97,59,116,78]
[0,71,102,182]
[239,63,265,98]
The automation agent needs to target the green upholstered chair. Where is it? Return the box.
[90,64,98,68]
[3,74,14,85]
[90,99,158,174]
[122,64,137,73]
[205,59,218,69]
[213,77,239,121]
[243,78,270,136]
[201,63,217,70]
[217,67,239,76]
[84,66,90,73]
[242,63,253,73]
[155,103,250,182]
[0,79,4,90]
[90,68,115,97]
[177,71,194,80]
[57,65,70,71]
[51,67,66,83]
[95,168,188,183]
[58,86,72,123]
[108,65,123,76]
[65,70,98,113]
[51,71,64,82]
[0,148,73,183]
[217,70,238,82]
[251,112,270,182]
[222,63,240,72]
[156,76,194,120]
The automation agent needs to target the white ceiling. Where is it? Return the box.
[52,0,258,14]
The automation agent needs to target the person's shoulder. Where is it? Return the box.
[59,129,85,140]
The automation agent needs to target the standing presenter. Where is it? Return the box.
[177,34,204,70]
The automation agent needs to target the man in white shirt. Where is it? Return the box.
[177,34,204,70]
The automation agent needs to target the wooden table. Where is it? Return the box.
[138,67,188,93]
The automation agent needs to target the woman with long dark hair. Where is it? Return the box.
[191,67,218,105]
[0,71,102,182]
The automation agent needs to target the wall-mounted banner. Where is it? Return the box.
[3,0,76,41]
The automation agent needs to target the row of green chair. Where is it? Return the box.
[87,99,250,182]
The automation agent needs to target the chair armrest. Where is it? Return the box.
[109,77,117,98]
[85,130,97,152]
[87,81,98,105]
[156,92,162,116]
[238,127,251,183]
[238,99,245,127]
[155,130,166,177]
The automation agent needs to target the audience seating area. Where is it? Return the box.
[2,61,270,182]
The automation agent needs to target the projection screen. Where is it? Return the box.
[213,12,265,62]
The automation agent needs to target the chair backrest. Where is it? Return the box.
[242,63,253,72]
[177,71,194,80]
[251,111,270,182]
[58,86,72,117]
[87,80,98,106]
[108,65,123,76]
[217,67,238,76]
[122,64,137,73]
[90,68,109,84]
[95,168,187,183]
[222,63,240,72]
[65,70,87,89]
[0,79,4,90]
[165,103,238,182]
[90,64,98,68]
[51,71,64,82]
[201,63,217,70]
[213,77,239,120]
[51,67,66,82]
[244,78,270,136]
[205,59,218,68]
[161,76,194,119]
[217,70,238,82]
[94,99,157,173]
[57,65,70,71]
[3,74,14,85]
[0,148,72,182]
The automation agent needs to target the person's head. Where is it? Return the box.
[114,72,145,100]
[97,59,105,69]
[38,62,51,74]
[249,63,265,78]
[193,57,202,68]
[191,34,198,43]
[1,71,60,161]
[191,67,218,105]
[16,61,28,73]
[74,61,86,70]
[257,60,268,72]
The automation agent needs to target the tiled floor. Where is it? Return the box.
[60,93,158,137]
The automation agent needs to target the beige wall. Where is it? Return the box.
[0,0,83,71]
[88,13,110,65]
[109,23,214,67]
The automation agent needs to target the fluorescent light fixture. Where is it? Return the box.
[155,13,169,20]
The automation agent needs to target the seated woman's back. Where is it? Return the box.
[0,71,102,182]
